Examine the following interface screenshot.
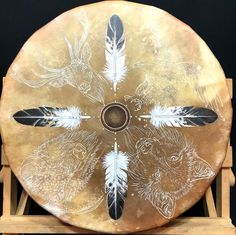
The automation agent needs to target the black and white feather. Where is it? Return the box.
[140,105,218,128]
[103,15,127,92]
[13,106,90,129]
[103,142,129,220]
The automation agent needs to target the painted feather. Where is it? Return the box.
[103,15,127,92]
[103,142,129,220]
[13,106,90,129]
[140,105,218,128]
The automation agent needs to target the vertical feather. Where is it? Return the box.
[103,15,127,92]
[103,142,129,220]
[13,106,90,129]
[140,105,218,128]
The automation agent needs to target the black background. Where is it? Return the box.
[0,0,235,230]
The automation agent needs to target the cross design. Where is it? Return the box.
[12,10,217,221]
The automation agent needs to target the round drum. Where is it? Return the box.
[0,1,232,233]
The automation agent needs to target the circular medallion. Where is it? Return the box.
[101,103,130,132]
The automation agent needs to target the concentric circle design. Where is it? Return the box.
[101,103,130,132]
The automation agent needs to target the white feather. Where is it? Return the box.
[103,143,129,194]
[103,142,129,219]
[140,105,197,128]
[14,106,90,130]
[103,15,127,92]
[150,105,189,128]
[53,106,85,129]
[140,105,217,128]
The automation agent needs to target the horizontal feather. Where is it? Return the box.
[103,15,127,92]
[13,106,90,129]
[140,105,218,128]
[103,142,129,220]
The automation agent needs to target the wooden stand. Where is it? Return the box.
[0,79,235,235]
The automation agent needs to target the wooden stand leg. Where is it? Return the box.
[215,124,233,219]
[3,166,17,216]
[216,168,230,218]
[203,187,217,217]
[16,189,31,215]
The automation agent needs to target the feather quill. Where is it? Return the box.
[140,105,218,128]
[103,15,127,92]
[103,142,129,220]
[13,106,90,129]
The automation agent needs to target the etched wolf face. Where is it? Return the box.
[131,128,214,219]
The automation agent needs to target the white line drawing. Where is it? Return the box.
[124,77,154,111]
[130,60,223,110]
[20,130,103,214]
[130,127,214,219]
[124,77,153,111]
[12,10,106,104]
[140,24,223,110]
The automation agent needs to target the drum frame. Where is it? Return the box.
[0,79,234,235]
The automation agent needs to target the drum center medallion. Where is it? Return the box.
[101,103,130,132]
